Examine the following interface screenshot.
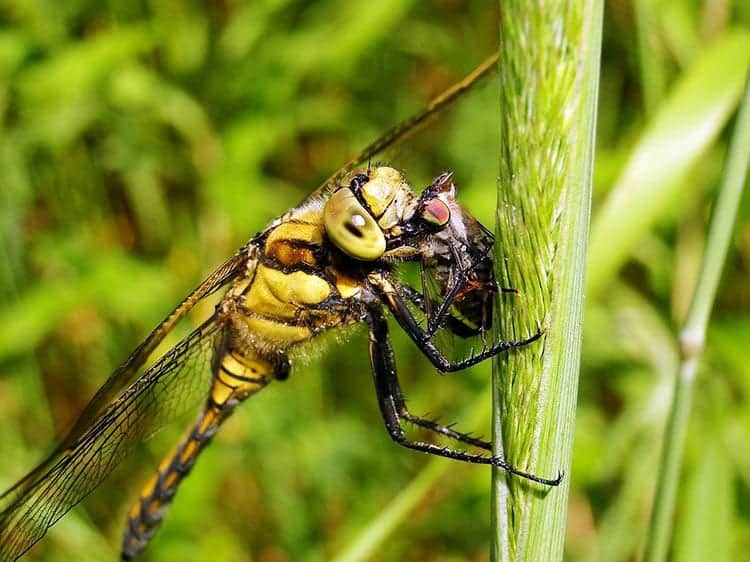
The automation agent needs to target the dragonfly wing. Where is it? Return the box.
[310,52,499,197]
[63,250,247,448]
[0,317,222,561]
[0,250,247,517]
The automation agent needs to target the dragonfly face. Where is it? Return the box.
[0,56,561,562]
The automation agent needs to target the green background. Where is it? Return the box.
[1,1,749,561]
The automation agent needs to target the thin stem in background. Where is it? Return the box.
[587,31,750,298]
[643,71,750,562]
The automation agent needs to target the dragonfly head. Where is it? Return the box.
[323,166,419,261]
[323,166,496,331]
[323,166,494,261]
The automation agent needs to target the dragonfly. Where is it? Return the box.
[0,52,561,561]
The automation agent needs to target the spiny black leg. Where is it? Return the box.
[400,285,481,339]
[401,282,518,338]
[380,282,542,373]
[399,413,491,451]
[365,309,561,487]
[365,306,491,451]
[365,309,487,453]
[423,258,473,338]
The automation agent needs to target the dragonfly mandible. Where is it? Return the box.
[0,52,561,562]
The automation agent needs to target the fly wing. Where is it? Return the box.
[0,317,221,561]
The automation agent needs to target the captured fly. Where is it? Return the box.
[0,53,560,562]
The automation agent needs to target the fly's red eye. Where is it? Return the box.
[422,199,451,226]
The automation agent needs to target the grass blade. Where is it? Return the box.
[587,31,750,297]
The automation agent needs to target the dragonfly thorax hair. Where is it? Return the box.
[0,59,562,562]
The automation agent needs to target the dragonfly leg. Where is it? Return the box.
[400,285,480,339]
[377,277,542,373]
[121,348,276,560]
[365,309,561,486]
[364,310,490,451]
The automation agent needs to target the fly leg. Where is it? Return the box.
[121,347,282,560]
[365,309,561,486]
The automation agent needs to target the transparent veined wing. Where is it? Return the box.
[0,314,222,561]
[311,52,499,199]
[0,249,246,511]
[59,250,247,452]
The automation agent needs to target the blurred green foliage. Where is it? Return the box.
[0,1,749,562]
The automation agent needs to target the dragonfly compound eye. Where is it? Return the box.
[324,187,386,261]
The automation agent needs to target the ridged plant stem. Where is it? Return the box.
[492,2,602,561]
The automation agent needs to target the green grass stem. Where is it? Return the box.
[643,70,750,562]
[491,1,602,560]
